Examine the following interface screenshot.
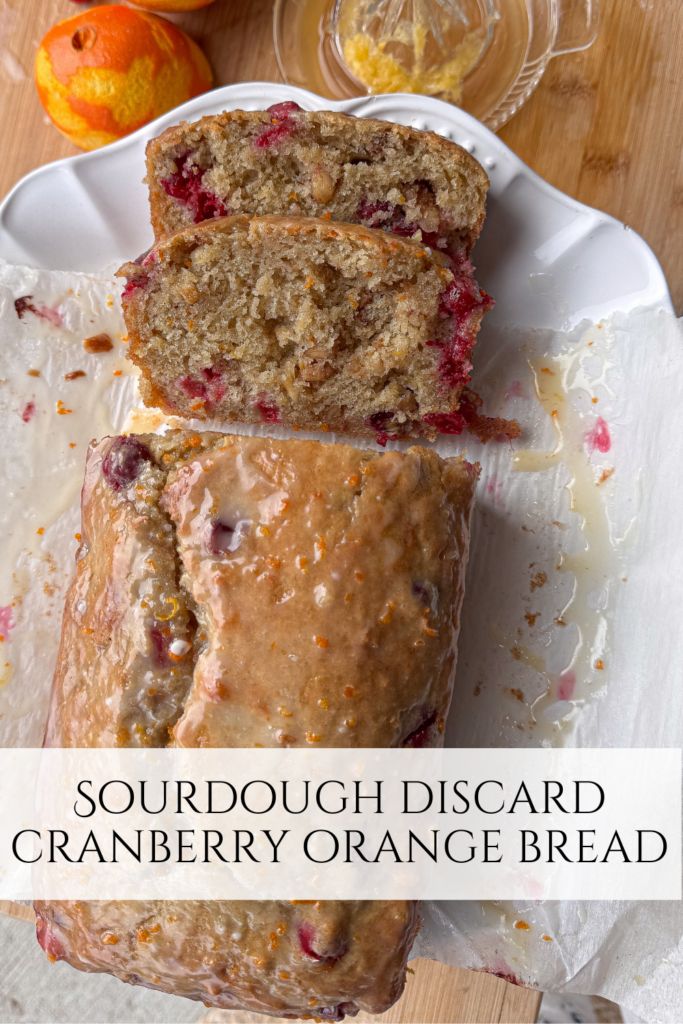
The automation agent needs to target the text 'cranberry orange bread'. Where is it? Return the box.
[37,431,478,1018]
[118,215,491,442]
[146,102,489,253]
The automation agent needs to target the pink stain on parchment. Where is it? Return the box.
[481,959,524,987]
[21,401,35,423]
[0,606,15,641]
[505,379,527,400]
[585,416,611,453]
[485,474,506,508]
[14,296,63,328]
[557,670,576,701]
[35,305,63,327]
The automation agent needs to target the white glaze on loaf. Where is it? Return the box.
[36,431,478,1018]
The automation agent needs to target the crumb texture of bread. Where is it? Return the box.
[38,431,478,1019]
[118,215,490,441]
[145,103,488,251]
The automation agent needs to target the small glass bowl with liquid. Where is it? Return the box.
[273,0,598,130]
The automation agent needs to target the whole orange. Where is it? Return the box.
[127,0,216,9]
[35,4,213,150]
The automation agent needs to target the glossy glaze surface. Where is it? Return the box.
[164,435,476,748]
[37,431,477,1018]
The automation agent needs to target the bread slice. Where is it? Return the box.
[145,102,489,253]
[117,214,491,440]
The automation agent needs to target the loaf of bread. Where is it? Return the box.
[145,103,489,253]
[36,430,478,1018]
[118,215,491,442]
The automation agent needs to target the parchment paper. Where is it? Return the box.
[1,258,681,1022]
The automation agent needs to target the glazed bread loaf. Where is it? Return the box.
[37,430,478,1018]
[118,215,491,442]
[45,431,477,750]
[36,901,417,1021]
[146,102,489,253]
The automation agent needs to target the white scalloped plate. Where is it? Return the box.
[0,82,673,329]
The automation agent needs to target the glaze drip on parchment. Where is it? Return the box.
[512,328,632,736]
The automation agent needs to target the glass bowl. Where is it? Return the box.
[273,0,598,130]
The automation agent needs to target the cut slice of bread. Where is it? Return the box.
[117,215,491,441]
[145,103,489,253]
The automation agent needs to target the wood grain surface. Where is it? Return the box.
[0,1,676,1021]
[0,899,34,925]
[0,0,680,307]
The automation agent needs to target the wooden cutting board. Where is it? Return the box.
[0,1,678,1021]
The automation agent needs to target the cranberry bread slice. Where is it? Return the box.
[118,215,491,442]
[36,431,478,1019]
[146,102,489,253]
